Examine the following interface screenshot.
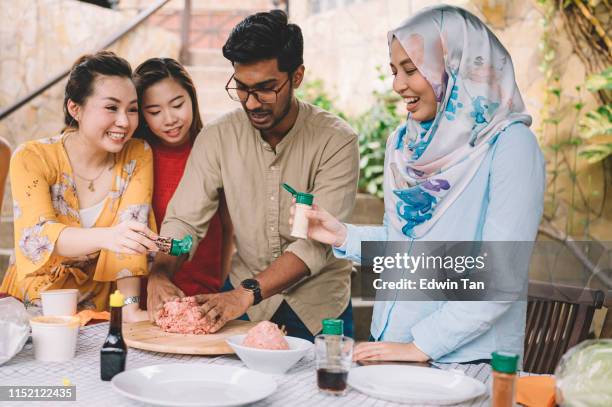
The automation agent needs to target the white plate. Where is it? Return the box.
[348,365,486,405]
[111,363,277,406]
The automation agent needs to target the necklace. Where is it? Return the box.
[64,132,115,192]
[74,164,109,192]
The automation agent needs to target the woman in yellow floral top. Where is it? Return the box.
[0,51,159,322]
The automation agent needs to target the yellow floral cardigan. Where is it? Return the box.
[0,134,155,311]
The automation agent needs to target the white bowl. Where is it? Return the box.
[226,334,312,374]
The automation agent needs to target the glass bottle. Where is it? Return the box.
[100,290,127,381]
[153,234,193,256]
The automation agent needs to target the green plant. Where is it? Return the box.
[578,68,612,164]
[353,69,401,198]
[537,0,611,242]
[295,79,347,120]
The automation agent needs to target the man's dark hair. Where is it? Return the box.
[222,10,303,73]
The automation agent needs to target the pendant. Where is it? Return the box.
[88,181,95,192]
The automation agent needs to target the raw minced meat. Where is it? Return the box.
[155,297,210,334]
[242,321,289,350]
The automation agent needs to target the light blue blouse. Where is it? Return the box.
[334,123,545,363]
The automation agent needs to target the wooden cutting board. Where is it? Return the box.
[124,320,257,355]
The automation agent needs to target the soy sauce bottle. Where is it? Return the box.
[101,290,127,381]
[316,319,348,394]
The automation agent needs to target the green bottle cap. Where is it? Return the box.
[322,318,343,335]
[282,183,313,206]
[296,192,313,206]
[491,351,519,374]
[170,235,193,256]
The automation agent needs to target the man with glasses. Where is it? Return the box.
[146,10,359,341]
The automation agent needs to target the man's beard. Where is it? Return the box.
[246,87,293,131]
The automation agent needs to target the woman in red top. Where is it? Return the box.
[133,58,233,300]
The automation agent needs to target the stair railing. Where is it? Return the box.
[0,0,187,121]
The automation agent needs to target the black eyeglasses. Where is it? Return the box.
[225,74,290,104]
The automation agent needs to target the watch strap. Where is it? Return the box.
[123,296,140,306]
[241,279,263,306]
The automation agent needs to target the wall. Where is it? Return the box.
[0,0,180,216]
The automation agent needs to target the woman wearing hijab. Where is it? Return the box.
[296,5,545,363]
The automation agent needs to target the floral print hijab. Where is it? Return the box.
[385,5,532,238]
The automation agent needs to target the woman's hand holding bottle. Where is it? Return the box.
[290,201,348,247]
[102,221,159,255]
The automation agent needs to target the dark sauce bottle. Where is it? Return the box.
[101,290,127,381]
[317,319,348,395]
[317,368,349,393]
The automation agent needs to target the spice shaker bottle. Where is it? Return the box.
[156,235,193,256]
[140,233,193,256]
[491,351,519,407]
[283,183,314,239]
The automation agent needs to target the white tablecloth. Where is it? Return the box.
[1,323,497,406]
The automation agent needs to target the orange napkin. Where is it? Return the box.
[516,376,556,407]
[76,310,110,326]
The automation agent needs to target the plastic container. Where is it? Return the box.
[283,183,314,239]
[30,315,80,362]
[40,288,78,316]
[491,351,519,407]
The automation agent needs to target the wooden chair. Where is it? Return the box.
[601,292,612,339]
[523,280,605,374]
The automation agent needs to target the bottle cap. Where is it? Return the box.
[282,183,313,206]
[491,351,519,374]
[295,192,314,206]
[109,290,125,308]
[170,235,193,256]
[321,318,343,335]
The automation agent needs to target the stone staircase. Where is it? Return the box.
[137,1,268,120]
[186,49,237,121]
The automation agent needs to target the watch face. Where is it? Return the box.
[241,279,258,290]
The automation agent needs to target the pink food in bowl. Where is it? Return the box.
[242,321,289,350]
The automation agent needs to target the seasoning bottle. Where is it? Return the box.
[141,233,193,256]
[101,290,127,381]
[282,183,314,239]
[322,318,344,335]
[316,318,348,394]
[491,351,519,407]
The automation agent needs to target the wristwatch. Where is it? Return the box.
[124,296,140,306]
[240,279,263,306]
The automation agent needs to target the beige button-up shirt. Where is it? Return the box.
[161,100,359,334]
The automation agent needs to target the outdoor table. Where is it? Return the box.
[1,322,532,406]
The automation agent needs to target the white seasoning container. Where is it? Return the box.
[283,183,314,240]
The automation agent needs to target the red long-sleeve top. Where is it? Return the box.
[148,139,224,297]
